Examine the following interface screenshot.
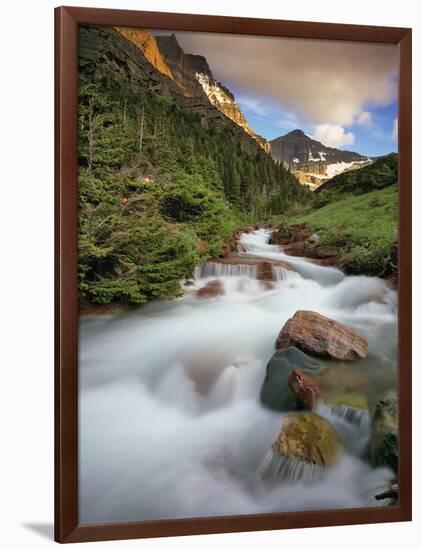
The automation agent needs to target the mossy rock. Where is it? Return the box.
[327,392,369,410]
[260,347,322,411]
[367,395,398,473]
[273,412,342,466]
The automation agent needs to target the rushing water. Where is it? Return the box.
[79,229,397,523]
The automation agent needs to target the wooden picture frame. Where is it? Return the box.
[55,5,412,543]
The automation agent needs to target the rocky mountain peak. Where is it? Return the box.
[155,35,206,98]
[155,34,270,153]
[287,129,307,138]
[270,130,371,190]
[114,27,174,80]
[186,54,212,77]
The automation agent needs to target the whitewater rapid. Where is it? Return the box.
[79,229,397,523]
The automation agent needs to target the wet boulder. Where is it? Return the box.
[282,240,309,256]
[268,226,292,245]
[260,347,322,411]
[288,369,320,411]
[367,395,398,473]
[260,412,342,483]
[256,261,275,281]
[196,279,225,298]
[275,310,368,361]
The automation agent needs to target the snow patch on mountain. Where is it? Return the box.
[195,73,232,106]
[325,158,372,179]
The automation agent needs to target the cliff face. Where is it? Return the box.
[78,25,262,155]
[155,35,207,98]
[189,54,271,154]
[271,130,371,189]
[115,27,174,80]
[157,36,270,153]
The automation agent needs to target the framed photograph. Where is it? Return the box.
[55,6,412,543]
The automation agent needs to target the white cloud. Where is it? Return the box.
[392,117,398,139]
[171,31,398,126]
[312,124,355,148]
[357,111,372,126]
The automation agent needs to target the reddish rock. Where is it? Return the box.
[257,261,276,281]
[275,310,368,361]
[291,227,312,243]
[282,240,308,256]
[233,230,246,252]
[288,369,320,411]
[242,225,255,233]
[196,279,225,298]
[219,243,231,259]
[314,256,341,267]
[269,227,292,245]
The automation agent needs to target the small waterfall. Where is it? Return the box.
[195,261,258,279]
[273,266,290,281]
[195,261,294,282]
[327,404,371,430]
[259,449,325,485]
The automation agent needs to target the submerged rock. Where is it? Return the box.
[260,347,322,411]
[324,392,370,428]
[367,395,398,473]
[196,279,225,298]
[259,280,276,291]
[288,369,319,411]
[275,310,368,361]
[327,404,371,429]
[327,392,369,410]
[260,412,342,483]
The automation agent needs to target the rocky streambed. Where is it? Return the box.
[79,228,398,524]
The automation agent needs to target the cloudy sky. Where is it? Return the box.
[156,30,398,156]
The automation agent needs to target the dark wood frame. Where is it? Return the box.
[55,5,412,543]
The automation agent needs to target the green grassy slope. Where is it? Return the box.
[289,185,398,277]
[315,153,398,198]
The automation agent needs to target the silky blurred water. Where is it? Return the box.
[79,229,397,523]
